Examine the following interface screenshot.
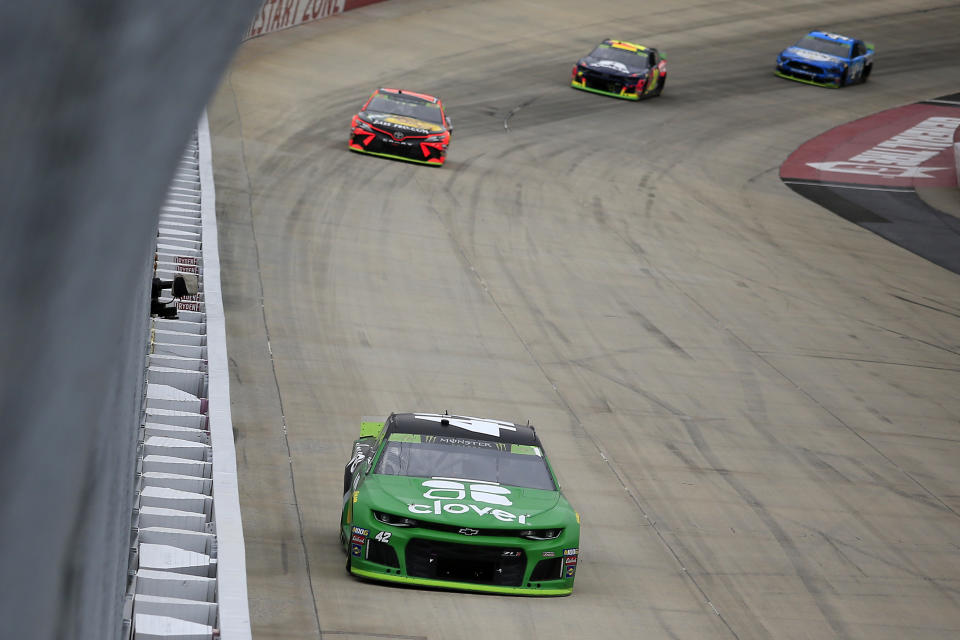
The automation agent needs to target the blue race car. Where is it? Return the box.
[775,31,874,88]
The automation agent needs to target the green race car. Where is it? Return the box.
[340,413,581,595]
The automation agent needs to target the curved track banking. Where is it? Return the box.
[210,1,960,638]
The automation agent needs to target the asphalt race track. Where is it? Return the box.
[209,1,960,638]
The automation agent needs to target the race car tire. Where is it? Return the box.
[343,464,352,495]
[862,64,872,82]
[840,69,849,87]
[345,553,353,575]
[654,76,666,97]
[339,526,346,551]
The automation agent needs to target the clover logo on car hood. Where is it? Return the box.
[364,476,563,526]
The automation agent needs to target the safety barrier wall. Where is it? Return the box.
[122,117,251,640]
[120,0,396,637]
[245,0,388,39]
[0,4,264,640]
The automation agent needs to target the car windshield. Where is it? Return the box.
[587,45,649,69]
[795,35,851,58]
[364,93,444,124]
[374,435,556,491]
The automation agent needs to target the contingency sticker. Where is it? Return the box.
[351,526,369,558]
[563,548,579,578]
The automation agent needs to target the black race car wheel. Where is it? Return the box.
[345,553,353,575]
[343,464,352,495]
[654,76,666,97]
[862,64,872,82]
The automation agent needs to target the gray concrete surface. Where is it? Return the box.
[0,3,259,639]
[917,186,960,220]
[210,1,960,638]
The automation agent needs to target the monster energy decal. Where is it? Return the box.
[390,433,540,455]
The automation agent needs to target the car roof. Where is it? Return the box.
[386,413,542,447]
[601,39,653,54]
[377,87,440,104]
[807,30,856,44]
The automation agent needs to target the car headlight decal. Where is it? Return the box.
[519,528,563,540]
[374,510,418,527]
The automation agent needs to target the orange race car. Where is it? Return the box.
[348,88,453,166]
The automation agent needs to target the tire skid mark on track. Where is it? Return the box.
[740,350,960,600]
[503,95,539,131]
[779,499,960,604]
[638,177,960,363]
[225,72,325,639]
[319,631,428,640]
[414,166,741,637]
[587,218,960,635]
[681,417,853,638]
[673,262,960,521]
[215,1,960,637]
[892,294,960,321]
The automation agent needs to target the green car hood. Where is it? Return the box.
[360,474,568,528]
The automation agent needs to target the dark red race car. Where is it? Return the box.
[348,88,452,166]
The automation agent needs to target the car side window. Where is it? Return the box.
[853,42,865,57]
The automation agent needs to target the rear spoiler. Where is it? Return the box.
[360,416,385,439]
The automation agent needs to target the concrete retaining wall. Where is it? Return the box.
[246,0,388,39]
[125,121,252,640]
[124,0,397,635]
[0,3,260,639]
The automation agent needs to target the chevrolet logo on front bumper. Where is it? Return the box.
[458,528,480,536]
